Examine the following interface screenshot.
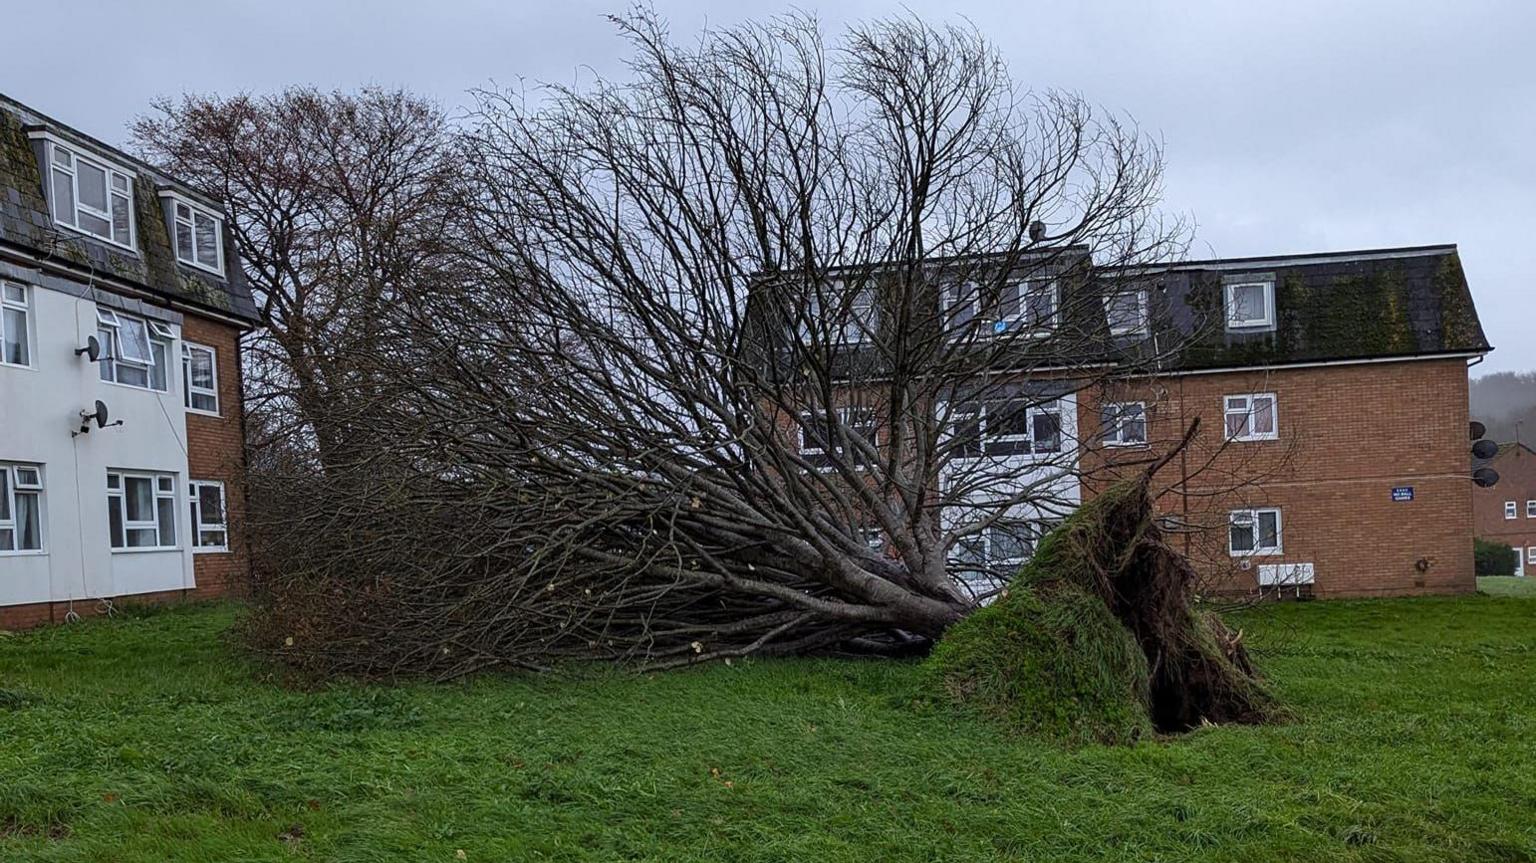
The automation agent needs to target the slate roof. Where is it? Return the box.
[1128,245,1490,371]
[0,93,259,327]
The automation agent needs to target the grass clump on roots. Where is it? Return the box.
[928,473,1286,743]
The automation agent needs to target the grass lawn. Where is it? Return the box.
[1480,575,1536,598]
[2,595,1534,862]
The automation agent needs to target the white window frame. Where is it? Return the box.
[181,342,220,415]
[106,470,179,551]
[1224,280,1275,330]
[1228,507,1283,557]
[0,462,45,555]
[97,308,173,392]
[1526,500,1536,519]
[1,282,31,368]
[161,192,225,275]
[32,135,137,251]
[189,480,229,552]
[1104,289,1149,336]
[1100,401,1148,447]
[1505,501,1518,520]
[950,398,1063,461]
[1528,546,1536,566]
[1224,393,1279,442]
[993,279,1058,336]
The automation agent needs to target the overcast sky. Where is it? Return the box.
[6,0,1532,373]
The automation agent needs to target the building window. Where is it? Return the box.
[1506,501,1518,520]
[994,280,1057,335]
[1100,401,1147,447]
[1229,507,1282,556]
[1,283,30,367]
[40,139,135,249]
[1224,393,1278,441]
[1528,547,1536,566]
[97,309,173,392]
[189,480,228,551]
[1104,289,1149,336]
[800,406,877,469]
[952,398,1062,459]
[1527,500,1536,519]
[1224,280,1274,330]
[167,197,224,274]
[182,343,219,414]
[801,282,875,344]
[106,470,178,550]
[0,463,44,553]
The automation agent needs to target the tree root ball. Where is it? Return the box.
[926,479,1287,742]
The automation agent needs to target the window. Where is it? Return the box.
[948,519,1057,569]
[800,406,877,469]
[944,281,979,333]
[106,470,178,550]
[168,197,224,274]
[1224,393,1278,441]
[1527,500,1535,519]
[951,398,1062,459]
[1528,547,1536,566]
[1,283,29,367]
[801,282,875,344]
[0,463,44,553]
[1224,280,1274,330]
[189,481,228,551]
[97,309,171,391]
[994,280,1057,335]
[1229,508,1282,556]
[182,343,219,413]
[1100,402,1147,447]
[1104,290,1149,336]
[1506,501,1518,520]
[39,138,135,249]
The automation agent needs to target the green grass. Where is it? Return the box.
[2,595,1534,862]
[1480,575,1536,597]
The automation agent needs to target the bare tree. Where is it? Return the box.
[132,88,468,468]
[237,12,1228,676]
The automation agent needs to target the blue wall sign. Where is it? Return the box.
[1391,486,1414,502]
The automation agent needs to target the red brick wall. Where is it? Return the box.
[0,589,204,629]
[1079,358,1477,598]
[1472,445,1536,568]
[180,314,251,602]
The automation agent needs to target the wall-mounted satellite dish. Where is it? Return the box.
[1470,420,1487,441]
[90,399,111,429]
[1473,467,1500,488]
[74,400,122,438]
[74,335,102,361]
[1472,439,1500,460]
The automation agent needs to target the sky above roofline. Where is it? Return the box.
[6,0,1531,374]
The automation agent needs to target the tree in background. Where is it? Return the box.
[132,88,468,469]
[1470,371,1536,446]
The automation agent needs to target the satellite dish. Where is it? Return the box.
[1473,467,1500,488]
[74,334,102,361]
[92,399,110,429]
[1470,420,1487,440]
[1472,439,1500,460]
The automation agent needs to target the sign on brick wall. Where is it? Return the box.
[1391,486,1414,502]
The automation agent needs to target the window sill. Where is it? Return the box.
[52,221,140,256]
[1102,441,1149,449]
[185,407,222,419]
[1229,549,1283,558]
[101,378,171,397]
[176,258,225,278]
[110,546,181,554]
[0,361,39,373]
[0,549,48,557]
[192,546,230,555]
[1226,434,1279,443]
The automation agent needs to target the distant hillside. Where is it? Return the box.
[1471,371,1536,444]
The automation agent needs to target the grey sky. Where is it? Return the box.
[6,0,1532,373]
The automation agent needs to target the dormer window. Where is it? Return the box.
[1224,280,1275,330]
[164,194,224,275]
[35,137,136,249]
[996,279,1057,335]
[1104,289,1149,336]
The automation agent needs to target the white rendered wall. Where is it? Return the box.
[0,279,195,607]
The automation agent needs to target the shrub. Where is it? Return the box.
[1475,539,1519,576]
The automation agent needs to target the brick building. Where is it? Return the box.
[0,94,259,628]
[783,244,1490,599]
[1472,443,1536,576]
